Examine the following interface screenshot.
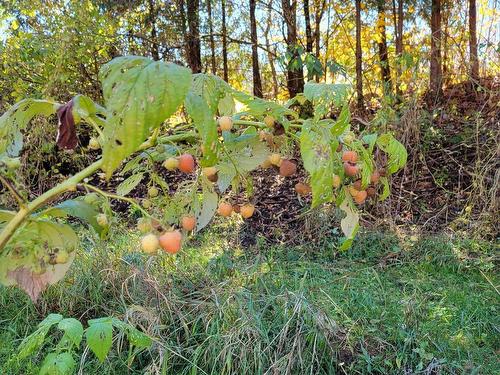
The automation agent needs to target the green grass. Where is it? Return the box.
[0,223,498,374]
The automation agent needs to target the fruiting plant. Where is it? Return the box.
[0,56,407,300]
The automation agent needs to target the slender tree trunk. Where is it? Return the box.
[304,0,313,53]
[250,0,263,97]
[355,0,364,109]
[392,0,403,96]
[377,0,392,94]
[148,0,160,60]
[430,0,443,97]
[186,0,202,73]
[282,0,304,97]
[206,0,217,74]
[469,0,479,84]
[313,0,327,59]
[221,0,229,81]
[265,0,279,97]
[442,4,449,86]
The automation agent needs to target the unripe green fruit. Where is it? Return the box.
[89,137,101,150]
[142,199,152,209]
[84,193,99,204]
[136,218,152,233]
[96,213,108,227]
[163,157,179,171]
[148,186,159,198]
[343,132,355,144]
[264,115,275,128]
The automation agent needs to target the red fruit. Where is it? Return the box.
[279,159,297,177]
[366,187,376,197]
[178,154,195,173]
[181,215,196,231]
[344,162,359,177]
[353,180,362,191]
[371,170,381,183]
[342,150,358,163]
[159,230,182,254]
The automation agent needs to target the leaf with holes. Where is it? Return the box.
[99,56,191,178]
[58,318,84,347]
[39,352,75,375]
[86,318,113,362]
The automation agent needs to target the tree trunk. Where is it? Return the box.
[392,0,403,96]
[304,0,313,53]
[148,0,160,60]
[206,0,217,74]
[377,0,392,94]
[221,0,229,81]
[265,0,279,97]
[313,0,327,58]
[430,0,443,97]
[250,0,263,97]
[282,0,304,97]
[186,0,202,73]
[469,0,479,84]
[355,0,363,109]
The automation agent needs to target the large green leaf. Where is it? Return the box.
[300,121,334,207]
[185,92,219,166]
[86,318,113,362]
[99,56,191,178]
[338,193,359,251]
[17,314,63,360]
[43,199,102,234]
[0,99,57,159]
[193,182,218,232]
[190,73,230,114]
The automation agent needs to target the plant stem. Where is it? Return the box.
[233,119,266,128]
[0,132,197,253]
[0,175,27,208]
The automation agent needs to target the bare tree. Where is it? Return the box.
[250,0,263,97]
[430,0,443,97]
[304,0,313,53]
[376,0,392,94]
[355,0,363,109]
[206,0,217,74]
[469,0,479,85]
[392,0,403,96]
[264,0,279,97]
[282,0,304,97]
[221,0,229,81]
[186,0,202,73]
[147,0,160,60]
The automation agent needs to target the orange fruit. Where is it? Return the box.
[217,202,233,217]
[159,230,182,254]
[295,182,311,196]
[348,186,360,198]
[240,204,255,219]
[202,166,218,178]
[261,158,272,169]
[353,190,367,204]
[264,115,275,128]
[279,159,297,177]
[181,215,196,231]
[342,150,358,163]
[370,170,380,184]
[344,162,359,177]
[178,153,195,173]
[353,180,363,191]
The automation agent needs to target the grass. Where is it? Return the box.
[0,221,498,374]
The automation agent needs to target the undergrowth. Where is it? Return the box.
[0,220,498,374]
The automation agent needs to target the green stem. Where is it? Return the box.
[0,132,197,253]
[233,119,266,128]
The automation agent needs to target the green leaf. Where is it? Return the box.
[185,92,218,166]
[116,172,144,196]
[376,134,407,174]
[338,193,359,250]
[0,210,15,224]
[86,318,113,363]
[190,73,230,114]
[303,82,350,119]
[300,121,334,207]
[17,314,63,360]
[0,99,57,158]
[44,199,102,234]
[194,183,218,232]
[218,93,235,115]
[58,318,84,347]
[39,352,75,375]
[379,176,390,201]
[99,56,191,178]
[330,105,350,136]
